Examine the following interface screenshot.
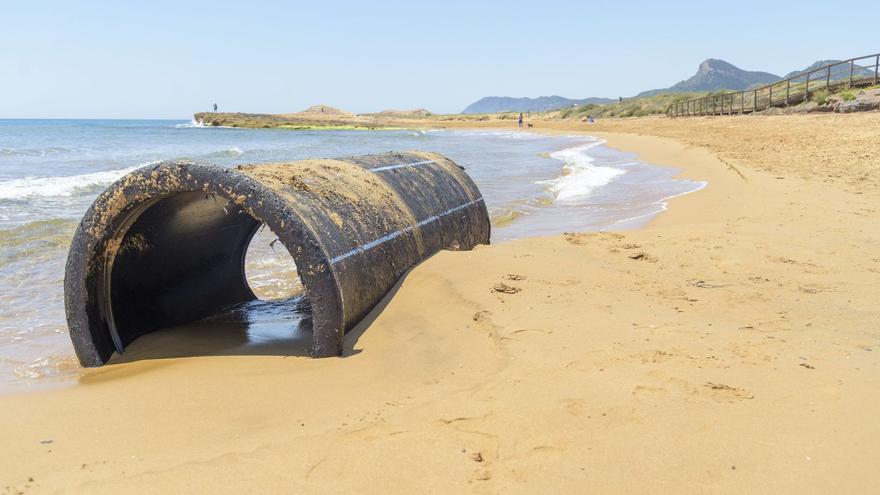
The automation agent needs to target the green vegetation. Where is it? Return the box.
[809,84,871,106]
[555,92,715,119]
[811,89,829,105]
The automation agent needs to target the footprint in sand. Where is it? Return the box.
[472,310,491,322]
[492,282,520,294]
[798,284,835,294]
[628,252,658,262]
[704,382,754,401]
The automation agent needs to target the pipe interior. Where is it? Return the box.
[105,191,307,351]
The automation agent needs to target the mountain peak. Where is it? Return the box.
[638,59,780,97]
[699,59,737,73]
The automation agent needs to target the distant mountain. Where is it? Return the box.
[461,95,613,114]
[783,60,875,79]
[638,59,780,97]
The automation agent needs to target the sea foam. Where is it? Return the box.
[541,140,625,201]
[174,119,207,128]
[0,163,153,200]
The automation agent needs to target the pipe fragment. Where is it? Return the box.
[64,151,490,366]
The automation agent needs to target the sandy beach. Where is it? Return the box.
[3,113,879,493]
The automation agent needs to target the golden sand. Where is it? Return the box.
[2,114,879,493]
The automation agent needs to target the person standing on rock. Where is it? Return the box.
[213,103,218,112]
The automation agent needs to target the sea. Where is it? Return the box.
[0,119,704,392]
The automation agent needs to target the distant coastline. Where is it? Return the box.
[193,105,436,130]
[193,111,396,130]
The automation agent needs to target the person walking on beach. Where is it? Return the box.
[213,103,218,112]
[518,113,523,128]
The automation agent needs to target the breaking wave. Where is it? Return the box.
[0,162,156,200]
[175,119,207,128]
[540,140,625,201]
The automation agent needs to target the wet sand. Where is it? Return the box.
[2,114,879,493]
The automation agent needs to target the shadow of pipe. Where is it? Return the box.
[341,263,415,357]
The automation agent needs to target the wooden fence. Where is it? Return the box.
[667,53,880,117]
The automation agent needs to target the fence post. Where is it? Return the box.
[804,76,809,101]
[768,85,773,109]
[740,92,745,114]
[849,60,854,88]
[786,80,791,106]
[826,67,831,91]
[753,90,757,112]
[875,55,879,86]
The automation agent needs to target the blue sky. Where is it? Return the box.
[2,1,877,118]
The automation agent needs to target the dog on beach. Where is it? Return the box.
[527,122,533,128]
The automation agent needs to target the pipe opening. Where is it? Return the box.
[103,190,311,357]
[244,225,304,301]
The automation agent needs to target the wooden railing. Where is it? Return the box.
[667,53,880,117]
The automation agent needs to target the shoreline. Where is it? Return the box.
[2,115,879,493]
[481,127,722,231]
[0,126,690,395]
[489,131,707,239]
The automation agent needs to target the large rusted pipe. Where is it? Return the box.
[64,151,490,366]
